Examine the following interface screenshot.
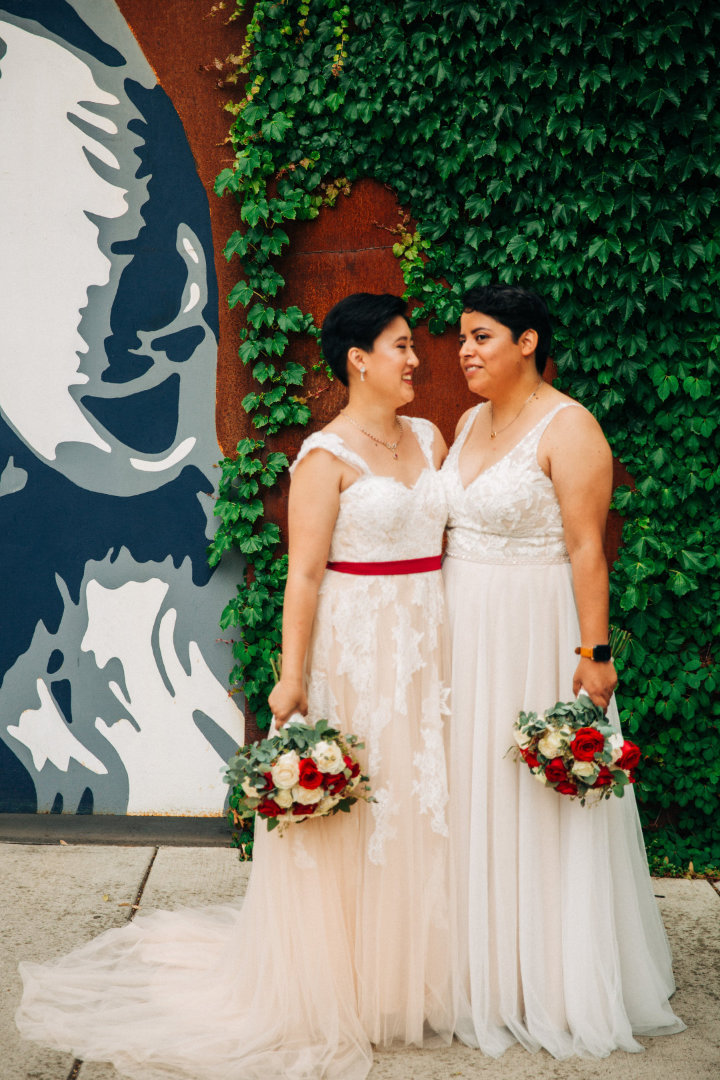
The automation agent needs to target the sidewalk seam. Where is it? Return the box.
[65,846,159,1078]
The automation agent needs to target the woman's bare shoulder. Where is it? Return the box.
[543,396,612,462]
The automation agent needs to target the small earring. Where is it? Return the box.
[360,365,366,382]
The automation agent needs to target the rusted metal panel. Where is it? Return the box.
[115,0,251,458]
[117,6,625,567]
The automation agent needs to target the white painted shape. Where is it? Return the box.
[107,680,131,711]
[72,102,118,134]
[81,577,170,670]
[182,282,200,313]
[181,235,199,263]
[82,579,244,814]
[129,436,196,472]
[0,22,126,460]
[6,679,108,774]
[81,133,120,170]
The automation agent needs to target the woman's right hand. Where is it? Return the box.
[268,678,307,727]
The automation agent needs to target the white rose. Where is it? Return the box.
[538,729,565,758]
[291,784,324,805]
[275,788,293,809]
[514,728,533,749]
[572,759,598,779]
[312,740,345,774]
[609,732,624,763]
[316,794,341,815]
[271,750,301,790]
[533,771,549,786]
[241,778,261,799]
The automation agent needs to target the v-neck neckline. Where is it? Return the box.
[454,403,558,492]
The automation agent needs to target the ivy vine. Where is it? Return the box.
[209,0,720,866]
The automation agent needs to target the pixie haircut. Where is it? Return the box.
[321,293,407,386]
[462,285,552,375]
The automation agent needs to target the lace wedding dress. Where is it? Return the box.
[442,401,684,1059]
[16,418,455,1080]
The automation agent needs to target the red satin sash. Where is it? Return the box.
[325,555,442,576]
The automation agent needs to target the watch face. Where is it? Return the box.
[594,645,612,662]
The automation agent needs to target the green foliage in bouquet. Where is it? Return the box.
[225,718,371,834]
[514,696,639,805]
[209,0,720,863]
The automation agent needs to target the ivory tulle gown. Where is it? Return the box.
[442,401,684,1059]
[16,418,455,1080]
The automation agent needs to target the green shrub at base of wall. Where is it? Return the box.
[209,0,720,868]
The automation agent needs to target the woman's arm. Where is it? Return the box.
[267,450,344,725]
[542,406,618,710]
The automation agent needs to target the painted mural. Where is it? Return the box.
[0,0,244,814]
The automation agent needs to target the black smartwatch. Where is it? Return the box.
[575,644,612,662]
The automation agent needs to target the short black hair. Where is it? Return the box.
[321,293,407,386]
[462,285,552,375]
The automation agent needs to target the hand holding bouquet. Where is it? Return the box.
[512,695,641,805]
[225,718,372,834]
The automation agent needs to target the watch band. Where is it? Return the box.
[575,644,612,662]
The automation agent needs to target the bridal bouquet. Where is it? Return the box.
[512,695,641,805]
[224,718,372,834]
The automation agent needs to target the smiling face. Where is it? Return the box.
[352,315,419,405]
[458,310,534,399]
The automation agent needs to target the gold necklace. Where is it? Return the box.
[342,412,404,459]
[489,380,543,439]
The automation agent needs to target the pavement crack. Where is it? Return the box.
[129,845,159,921]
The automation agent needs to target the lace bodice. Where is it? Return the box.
[443,402,579,565]
[290,417,447,561]
[291,417,450,864]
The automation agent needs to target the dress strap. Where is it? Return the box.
[448,403,484,462]
[406,416,436,467]
[532,401,583,445]
[289,431,372,477]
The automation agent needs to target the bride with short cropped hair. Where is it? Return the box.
[17,292,456,1080]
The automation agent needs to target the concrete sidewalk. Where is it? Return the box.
[2,840,718,1080]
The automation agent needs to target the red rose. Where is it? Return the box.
[544,757,568,783]
[592,766,614,788]
[570,727,605,761]
[292,802,318,816]
[520,747,540,769]
[262,771,274,790]
[343,754,360,778]
[257,798,284,818]
[616,741,641,771]
[555,780,578,796]
[327,772,349,794]
[298,758,324,790]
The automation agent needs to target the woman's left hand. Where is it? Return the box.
[572,657,617,712]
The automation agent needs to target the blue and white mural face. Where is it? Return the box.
[0,0,244,814]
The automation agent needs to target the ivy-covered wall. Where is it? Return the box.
[212,0,720,866]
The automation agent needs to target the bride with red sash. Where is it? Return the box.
[16,292,456,1080]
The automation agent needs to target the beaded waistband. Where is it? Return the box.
[444,550,570,567]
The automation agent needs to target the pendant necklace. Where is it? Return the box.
[489,379,544,439]
[342,412,404,459]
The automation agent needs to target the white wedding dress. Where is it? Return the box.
[16,418,455,1080]
[442,401,684,1059]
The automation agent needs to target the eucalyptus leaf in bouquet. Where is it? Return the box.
[512,696,641,805]
[225,718,373,833]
